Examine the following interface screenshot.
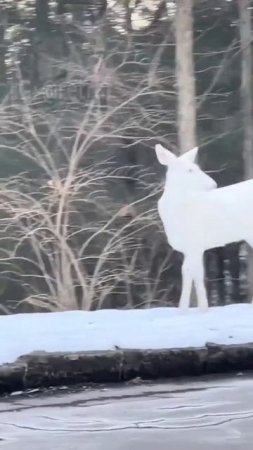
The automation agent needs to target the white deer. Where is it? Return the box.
[155,143,253,310]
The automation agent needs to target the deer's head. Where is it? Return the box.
[155,144,217,192]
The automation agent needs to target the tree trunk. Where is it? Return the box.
[238,0,253,302]
[35,0,49,32]
[238,0,253,178]
[175,0,196,153]
[175,0,199,306]
[0,8,6,86]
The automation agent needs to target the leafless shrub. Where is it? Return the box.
[0,10,180,312]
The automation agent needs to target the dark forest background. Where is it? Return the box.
[0,0,250,313]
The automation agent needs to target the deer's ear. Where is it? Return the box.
[155,144,177,166]
[179,147,198,164]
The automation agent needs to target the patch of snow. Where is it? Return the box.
[1,304,253,365]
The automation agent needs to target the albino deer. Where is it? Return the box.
[155,143,253,310]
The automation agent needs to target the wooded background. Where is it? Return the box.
[0,0,251,313]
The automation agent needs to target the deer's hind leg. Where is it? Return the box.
[179,254,208,310]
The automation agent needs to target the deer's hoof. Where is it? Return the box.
[199,304,209,312]
[178,305,190,313]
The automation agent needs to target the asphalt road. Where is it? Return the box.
[1,375,253,449]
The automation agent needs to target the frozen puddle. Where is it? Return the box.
[1,375,253,449]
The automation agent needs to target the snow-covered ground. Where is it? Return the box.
[1,304,253,366]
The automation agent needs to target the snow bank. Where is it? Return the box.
[1,304,253,366]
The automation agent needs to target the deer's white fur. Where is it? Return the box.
[156,143,253,310]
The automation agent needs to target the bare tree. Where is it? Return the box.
[175,0,196,153]
[0,24,175,312]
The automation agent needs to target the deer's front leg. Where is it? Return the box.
[179,256,193,310]
[192,255,209,311]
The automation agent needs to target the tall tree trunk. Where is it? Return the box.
[175,0,199,306]
[35,0,49,32]
[238,0,253,301]
[0,8,6,87]
[238,0,253,178]
[175,0,196,153]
